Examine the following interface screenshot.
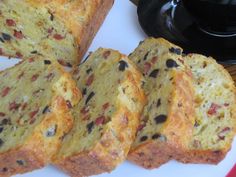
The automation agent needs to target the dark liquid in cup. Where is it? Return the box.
[137,0,236,63]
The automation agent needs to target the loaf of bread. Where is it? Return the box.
[0,0,113,66]
[175,54,236,164]
[53,48,146,176]
[0,57,81,176]
[127,38,195,169]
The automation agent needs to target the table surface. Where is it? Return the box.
[0,1,235,177]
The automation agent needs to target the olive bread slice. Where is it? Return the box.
[0,57,81,176]
[0,0,113,66]
[53,48,146,177]
[176,54,236,164]
[128,38,195,169]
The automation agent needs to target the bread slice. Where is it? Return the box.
[53,48,146,177]
[0,57,81,176]
[0,0,113,66]
[176,54,236,164]
[127,38,195,169]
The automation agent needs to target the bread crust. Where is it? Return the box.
[54,51,146,176]
[128,69,195,169]
[26,0,114,64]
[0,59,81,176]
[76,0,114,61]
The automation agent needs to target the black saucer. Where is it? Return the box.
[137,0,236,64]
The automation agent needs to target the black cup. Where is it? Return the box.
[137,0,236,63]
[183,0,236,35]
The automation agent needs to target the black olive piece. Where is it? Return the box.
[143,51,149,61]
[0,37,4,43]
[169,47,182,55]
[86,68,93,74]
[66,62,72,68]
[66,100,72,109]
[0,127,3,133]
[169,77,174,81]
[2,167,7,172]
[1,119,9,125]
[149,69,159,78]
[156,98,161,107]
[178,102,182,107]
[16,160,24,166]
[85,92,95,105]
[166,59,179,68]
[154,114,167,124]
[194,121,200,127]
[50,13,54,21]
[140,136,148,142]
[152,133,161,140]
[31,50,38,54]
[141,80,145,88]
[2,33,11,41]
[86,121,94,134]
[82,88,87,95]
[46,125,57,137]
[118,60,129,71]
[42,106,50,114]
[44,60,51,65]
[0,139,4,147]
[122,87,126,94]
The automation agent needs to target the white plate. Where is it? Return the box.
[0,1,235,177]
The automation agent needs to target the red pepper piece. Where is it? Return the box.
[86,74,94,86]
[28,58,34,63]
[31,74,39,82]
[137,124,145,132]
[13,30,24,39]
[95,116,105,125]
[224,103,230,107]
[45,73,55,81]
[1,87,10,97]
[6,19,16,26]
[144,62,151,74]
[66,100,72,109]
[16,52,23,58]
[53,34,64,40]
[218,127,231,140]
[47,28,54,34]
[151,56,158,64]
[80,106,89,115]
[9,102,21,111]
[0,113,6,117]
[29,109,39,124]
[82,114,90,121]
[207,103,221,115]
[103,50,111,59]
[102,102,110,111]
